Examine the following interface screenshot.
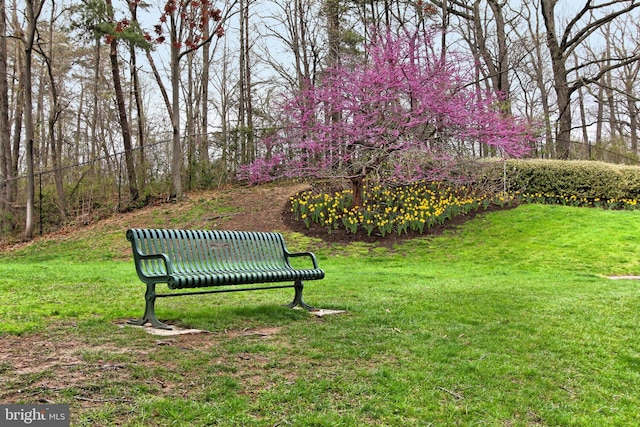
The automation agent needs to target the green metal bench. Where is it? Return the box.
[126,228,325,330]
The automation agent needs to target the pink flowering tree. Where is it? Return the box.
[244,29,534,207]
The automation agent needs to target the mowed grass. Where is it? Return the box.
[1,203,640,426]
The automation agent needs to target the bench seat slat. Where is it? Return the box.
[167,268,325,289]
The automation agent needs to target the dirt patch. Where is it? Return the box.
[0,334,90,376]
[0,332,144,405]
[0,323,288,407]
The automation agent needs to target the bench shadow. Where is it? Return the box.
[166,303,314,332]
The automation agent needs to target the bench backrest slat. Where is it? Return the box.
[145,229,168,276]
[211,230,236,271]
[194,230,213,272]
[165,230,186,273]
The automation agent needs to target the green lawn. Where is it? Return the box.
[1,204,640,426]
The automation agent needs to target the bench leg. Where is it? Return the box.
[286,280,315,311]
[127,284,172,330]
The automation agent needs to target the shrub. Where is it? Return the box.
[481,159,640,201]
[619,165,640,199]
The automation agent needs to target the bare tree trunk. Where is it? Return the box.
[0,0,10,214]
[577,84,589,158]
[487,0,510,112]
[75,86,85,163]
[440,0,448,55]
[530,24,554,158]
[110,40,139,202]
[106,0,138,203]
[200,18,211,166]
[220,42,230,175]
[237,0,254,165]
[169,12,183,200]
[325,0,342,172]
[129,0,146,193]
[186,47,195,189]
[625,65,639,155]
[604,31,618,144]
[42,9,66,217]
[350,175,363,210]
[572,52,590,158]
[34,63,45,168]
[10,17,24,203]
[90,38,101,161]
[243,0,254,163]
[238,0,247,164]
[23,0,45,240]
[295,0,310,84]
[540,0,571,159]
[325,0,340,67]
[595,79,604,143]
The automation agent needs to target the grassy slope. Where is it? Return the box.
[1,198,640,426]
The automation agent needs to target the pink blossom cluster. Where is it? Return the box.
[240,29,535,185]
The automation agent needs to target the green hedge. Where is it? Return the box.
[484,159,640,200]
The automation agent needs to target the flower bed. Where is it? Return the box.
[290,180,640,237]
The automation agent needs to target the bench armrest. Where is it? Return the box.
[133,250,174,278]
[285,250,320,269]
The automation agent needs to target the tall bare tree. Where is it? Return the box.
[238,0,254,165]
[517,0,554,157]
[128,0,147,192]
[260,0,323,90]
[540,0,640,159]
[0,0,10,215]
[10,3,24,205]
[608,17,640,156]
[104,0,138,202]
[151,0,234,200]
[199,12,211,168]
[40,8,67,217]
[432,0,513,111]
[325,0,340,67]
[23,0,45,239]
